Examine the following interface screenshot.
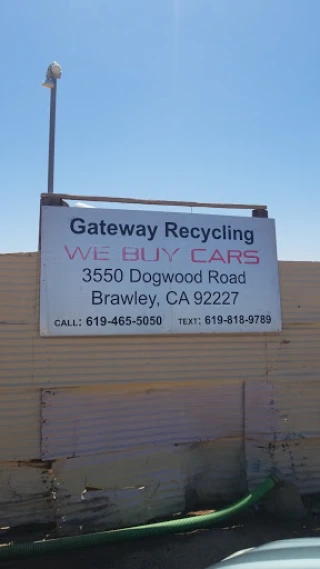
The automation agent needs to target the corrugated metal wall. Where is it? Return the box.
[1,252,320,533]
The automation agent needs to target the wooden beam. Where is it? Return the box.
[40,193,267,211]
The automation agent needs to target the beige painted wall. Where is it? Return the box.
[1,252,320,533]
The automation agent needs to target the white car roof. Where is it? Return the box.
[209,538,320,568]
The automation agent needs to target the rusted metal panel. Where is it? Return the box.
[0,462,53,527]
[2,252,320,533]
[53,445,187,534]
[246,438,320,495]
[266,439,320,494]
[245,380,320,493]
[52,438,245,535]
[41,382,243,459]
[0,389,40,460]
[41,381,244,532]
[0,442,245,534]
[245,380,320,441]
[183,438,246,504]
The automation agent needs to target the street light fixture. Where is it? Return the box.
[42,61,62,194]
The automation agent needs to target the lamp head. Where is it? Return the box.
[50,61,62,79]
[42,61,62,88]
[42,76,55,89]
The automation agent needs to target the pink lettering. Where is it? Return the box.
[122,247,139,261]
[208,250,226,263]
[141,248,160,262]
[191,248,206,263]
[161,248,180,262]
[64,245,92,260]
[227,250,242,264]
[93,246,110,261]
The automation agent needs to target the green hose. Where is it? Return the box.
[0,476,276,560]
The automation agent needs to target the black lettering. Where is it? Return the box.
[136,225,147,237]
[229,274,238,284]
[130,269,141,282]
[190,227,200,239]
[232,229,243,242]
[238,271,246,284]
[179,292,190,304]
[208,270,219,283]
[92,291,103,304]
[88,222,99,235]
[162,272,174,284]
[212,228,221,239]
[244,230,254,245]
[120,294,134,305]
[148,225,158,241]
[99,220,107,235]
[107,223,118,235]
[200,227,211,243]
[70,218,85,234]
[119,224,135,237]
[165,222,178,238]
[179,226,189,238]
[166,291,177,305]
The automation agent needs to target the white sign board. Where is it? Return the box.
[40,206,282,336]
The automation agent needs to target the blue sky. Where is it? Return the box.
[1,0,320,259]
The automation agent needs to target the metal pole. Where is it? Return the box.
[47,78,57,194]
